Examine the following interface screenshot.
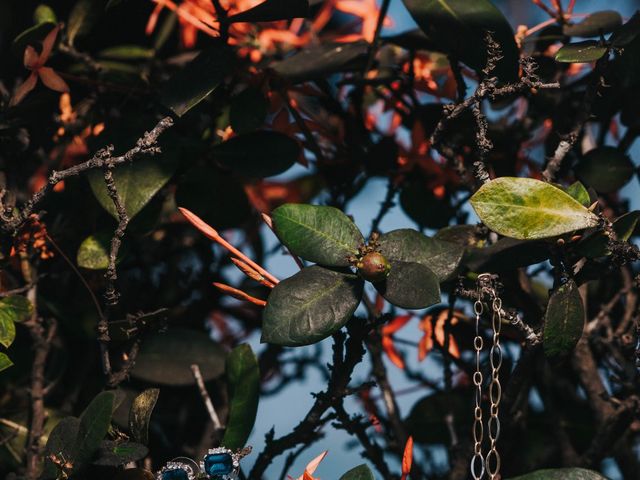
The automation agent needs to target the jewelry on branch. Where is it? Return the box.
[156,457,199,480]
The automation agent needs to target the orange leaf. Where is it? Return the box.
[23,45,40,69]
[39,23,61,64]
[38,67,70,93]
[382,335,405,369]
[382,314,412,335]
[9,72,38,107]
[401,436,413,480]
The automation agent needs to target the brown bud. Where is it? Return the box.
[357,252,391,282]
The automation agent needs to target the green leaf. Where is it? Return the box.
[77,232,128,270]
[470,177,600,240]
[262,266,364,346]
[555,41,608,63]
[93,440,148,466]
[576,210,640,258]
[0,296,33,348]
[563,11,622,37]
[272,204,364,267]
[400,0,519,82]
[131,329,227,386]
[72,391,116,469]
[67,0,102,46]
[377,229,463,281]
[543,280,585,358]
[34,5,57,24]
[466,238,551,272]
[611,11,640,47]
[564,181,591,206]
[406,390,472,444]
[0,353,13,373]
[575,146,634,193]
[339,464,375,480]
[128,389,159,446]
[229,88,268,134]
[214,131,299,178]
[98,45,155,61]
[399,180,455,229]
[87,155,178,220]
[373,261,440,309]
[228,0,309,23]
[508,468,608,480]
[221,344,260,450]
[161,45,234,116]
[0,314,15,349]
[42,417,80,479]
[175,166,252,231]
[272,41,369,83]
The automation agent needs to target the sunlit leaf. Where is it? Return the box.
[262,266,364,346]
[555,41,608,63]
[129,389,159,446]
[221,344,259,450]
[0,353,13,373]
[374,261,440,309]
[228,0,309,23]
[0,296,33,348]
[563,11,622,37]
[564,181,591,206]
[470,177,599,239]
[509,468,608,479]
[72,391,116,470]
[272,204,364,267]
[77,232,129,270]
[543,280,584,358]
[339,464,375,480]
[575,146,634,193]
[34,5,57,24]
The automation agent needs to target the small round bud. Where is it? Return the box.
[357,252,391,282]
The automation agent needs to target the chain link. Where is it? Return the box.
[487,295,502,479]
[470,296,485,480]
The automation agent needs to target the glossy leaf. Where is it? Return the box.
[575,146,634,193]
[272,41,369,83]
[221,344,260,450]
[42,417,80,479]
[262,266,364,346]
[543,280,584,358]
[67,0,102,46]
[555,41,607,63]
[72,391,116,469]
[131,329,227,386]
[563,11,622,37]
[272,204,364,267]
[470,177,599,240]
[229,88,268,134]
[228,0,309,23]
[129,388,159,445]
[401,0,519,82]
[339,464,375,480]
[161,45,234,116]
[611,11,640,47]
[576,210,640,258]
[93,440,148,466]
[373,261,440,309]
[0,353,13,373]
[564,181,591,207]
[509,468,607,480]
[214,131,299,178]
[377,229,464,281]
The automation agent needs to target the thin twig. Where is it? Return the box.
[191,364,223,430]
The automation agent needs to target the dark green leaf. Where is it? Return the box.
[229,88,268,133]
[509,468,607,480]
[434,225,480,247]
[406,390,472,444]
[73,391,116,469]
[339,464,375,480]
[555,41,608,63]
[42,417,80,479]
[161,45,234,116]
[228,0,309,23]
[383,29,439,51]
[272,41,369,83]
[466,238,551,272]
[470,177,599,239]
[99,45,155,60]
[399,180,455,229]
[272,204,364,267]
[543,280,585,358]
[34,5,57,24]
[400,0,519,82]
[77,232,128,270]
[611,11,640,46]
[214,131,299,178]
[374,261,440,309]
[221,344,260,450]
[67,0,102,46]
[87,155,178,220]
[563,11,622,37]
[564,181,591,206]
[132,329,227,386]
[575,146,634,193]
[128,389,159,446]
[11,22,56,58]
[576,210,640,258]
[93,440,149,466]
[0,353,13,373]
[175,166,252,230]
[377,229,463,281]
[262,266,364,346]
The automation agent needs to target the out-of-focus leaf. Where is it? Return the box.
[0,353,13,373]
[272,204,364,267]
[129,389,159,446]
[555,41,608,63]
[401,0,519,82]
[214,131,299,178]
[12,22,56,57]
[383,29,439,51]
[67,0,102,46]
[470,177,599,239]
[72,391,116,470]
[228,0,309,23]
[34,5,57,24]
[406,390,473,444]
[262,266,364,346]
[509,468,608,479]
[611,11,640,46]
[400,180,455,229]
[575,146,634,193]
[221,345,259,450]
[131,329,227,386]
[377,229,463,281]
[77,232,128,270]
[98,45,155,60]
[373,261,440,309]
[564,181,591,206]
[466,238,551,272]
[161,45,234,116]
[42,417,80,479]
[339,464,375,480]
[93,441,148,466]
[272,41,369,83]
[0,296,32,348]
[563,11,622,37]
[229,88,268,133]
[543,280,584,358]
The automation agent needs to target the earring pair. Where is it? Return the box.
[156,447,245,480]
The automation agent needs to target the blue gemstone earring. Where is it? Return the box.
[156,457,200,480]
[200,447,241,479]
